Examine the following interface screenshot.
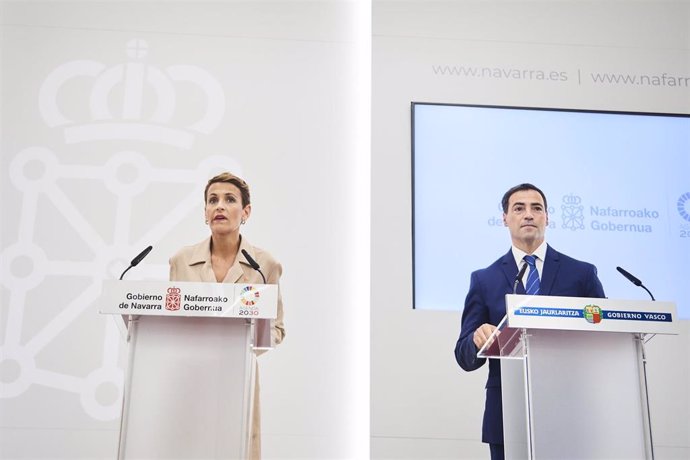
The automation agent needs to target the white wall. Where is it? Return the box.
[372,1,690,459]
[0,2,367,459]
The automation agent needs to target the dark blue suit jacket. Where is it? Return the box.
[454,245,605,444]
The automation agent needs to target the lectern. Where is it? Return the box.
[100,280,278,459]
[479,295,678,460]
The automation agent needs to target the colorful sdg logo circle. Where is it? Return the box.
[583,304,602,324]
[240,285,260,307]
[678,192,690,222]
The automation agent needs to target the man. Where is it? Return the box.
[454,183,605,460]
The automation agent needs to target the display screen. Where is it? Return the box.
[412,103,690,318]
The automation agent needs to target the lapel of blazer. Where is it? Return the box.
[499,249,522,293]
[223,263,245,283]
[223,235,252,283]
[188,237,252,283]
[188,238,217,283]
[540,245,560,295]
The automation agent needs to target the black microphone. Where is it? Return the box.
[131,245,153,267]
[241,249,266,284]
[119,245,153,280]
[616,266,655,301]
[616,266,641,286]
[513,262,529,294]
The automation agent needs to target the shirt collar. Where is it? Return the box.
[511,240,548,268]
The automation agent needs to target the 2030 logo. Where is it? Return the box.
[238,286,260,316]
[678,192,690,238]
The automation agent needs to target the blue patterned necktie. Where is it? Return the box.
[523,255,541,295]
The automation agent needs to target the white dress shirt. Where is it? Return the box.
[511,241,547,288]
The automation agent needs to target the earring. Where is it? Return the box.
[241,219,246,225]
[205,220,209,225]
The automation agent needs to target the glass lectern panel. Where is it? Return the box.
[477,315,525,359]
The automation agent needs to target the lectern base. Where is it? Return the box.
[502,329,651,459]
[119,316,255,460]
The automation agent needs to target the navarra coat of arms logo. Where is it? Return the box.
[165,287,181,311]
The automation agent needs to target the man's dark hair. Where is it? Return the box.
[501,183,548,213]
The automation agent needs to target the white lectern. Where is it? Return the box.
[479,295,678,460]
[100,280,278,460]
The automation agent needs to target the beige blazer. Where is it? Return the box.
[169,235,285,346]
[169,235,285,459]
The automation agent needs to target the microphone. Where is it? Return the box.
[616,266,655,301]
[616,266,641,286]
[513,262,529,294]
[119,246,153,280]
[241,249,266,283]
[130,245,152,267]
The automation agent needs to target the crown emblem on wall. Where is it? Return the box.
[562,193,582,205]
[561,193,585,231]
[38,39,225,149]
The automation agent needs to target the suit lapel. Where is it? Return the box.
[189,237,251,283]
[188,238,217,283]
[223,263,244,283]
[499,249,523,293]
[540,245,560,295]
[223,236,253,283]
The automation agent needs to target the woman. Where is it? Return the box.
[169,172,285,459]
